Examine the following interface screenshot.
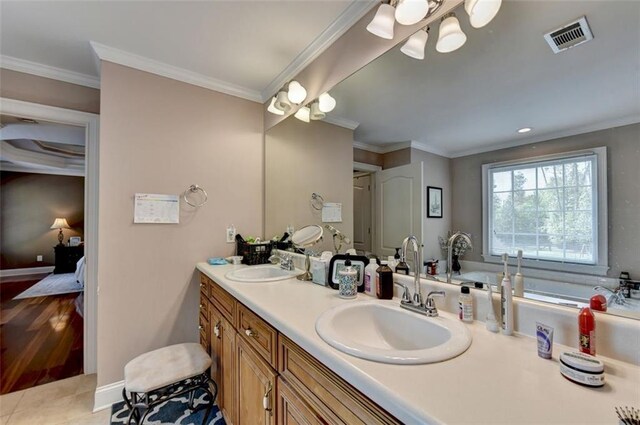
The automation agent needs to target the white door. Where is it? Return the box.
[374,162,423,259]
[353,174,372,254]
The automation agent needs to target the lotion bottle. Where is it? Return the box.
[363,258,379,297]
[514,249,524,297]
[458,286,474,322]
[500,253,514,335]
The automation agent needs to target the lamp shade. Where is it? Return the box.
[465,0,502,28]
[267,96,285,115]
[287,81,307,104]
[401,28,429,60]
[436,13,467,53]
[395,0,430,26]
[318,92,336,113]
[274,90,292,113]
[309,102,326,120]
[51,218,70,229]
[366,3,396,39]
[294,106,311,123]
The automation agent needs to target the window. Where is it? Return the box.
[482,148,608,274]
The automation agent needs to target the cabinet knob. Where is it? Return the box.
[198,325,203,331]
[200,283,205,288]
[245,328,257,338]
[214,322,221,338]
[199,303,204,310]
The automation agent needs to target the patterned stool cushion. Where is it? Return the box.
[124,343,211,393]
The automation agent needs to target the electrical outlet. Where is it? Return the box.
[37,255,43,262]
[226,225,236,243]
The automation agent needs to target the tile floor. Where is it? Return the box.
[0,374,110,425]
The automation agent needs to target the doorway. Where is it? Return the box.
[353,172,372,254]
[0,98,99,393]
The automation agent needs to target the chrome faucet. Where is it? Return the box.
[446,231,473,284]
[594,286,626,306]
[402,235,423,306]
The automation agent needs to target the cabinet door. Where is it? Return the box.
[277,377,325,425]
[237,337,277,425]
[209,305,223,387]
[220,315,237,425]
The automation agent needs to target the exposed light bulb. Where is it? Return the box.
[465,0,502,28]
[436,13,467,53]
[400,27,429,60]
[310,102,326,120]
[287,81,307,104]
[274,90,292,113]
[294,106,311,123]
[318,92,336,113]
[267,97,284,115]
[395,0,430,26]
[366,3,396,39]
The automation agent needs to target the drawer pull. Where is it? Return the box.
[263,381,273,412]
[245,328,257,338]
[214,321,221,338]
[199,303,204,310]
[200,283,205,288]
[198,325,203,331]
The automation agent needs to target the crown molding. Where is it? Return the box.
[90,41,263,102]
[449,115,640,158]
[353,140,452,157]
[0,55,100,89]
[260,0,377,101]
[323,115,360,130]
[409,140,450,158]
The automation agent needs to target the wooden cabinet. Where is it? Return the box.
[53,245,84,274]
[277,377,325,425]
[237,336,277,425]
[199,272,398,425]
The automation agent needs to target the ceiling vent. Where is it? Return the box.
[544,16,593,54]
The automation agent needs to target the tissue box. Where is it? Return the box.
[311,258,329,286]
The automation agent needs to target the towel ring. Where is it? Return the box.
[184,184,208,208]
[310,193,324,211]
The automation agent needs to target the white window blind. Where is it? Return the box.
[487,153,598,265]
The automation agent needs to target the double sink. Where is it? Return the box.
[225,265,472,364]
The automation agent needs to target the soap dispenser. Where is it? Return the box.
[338,254,358,299]
[395,247,410,275]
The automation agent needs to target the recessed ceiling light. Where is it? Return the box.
[517,127,532,134]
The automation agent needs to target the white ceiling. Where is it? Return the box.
[0,0,368,99]
[331,0,640,157]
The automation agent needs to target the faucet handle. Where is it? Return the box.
[424,291,446,317]
[394,283,412,305]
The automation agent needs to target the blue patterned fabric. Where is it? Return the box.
[110,388,225,425]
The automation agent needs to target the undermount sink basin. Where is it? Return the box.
[315,301,472,364]
[225,265,299,282]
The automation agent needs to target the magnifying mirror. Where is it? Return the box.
[291,225,323,281]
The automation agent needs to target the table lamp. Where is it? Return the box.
[51,218,70,246]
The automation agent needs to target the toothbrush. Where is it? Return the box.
[514,249,524,297]
[501,253,514,335]
[485,277,499,333]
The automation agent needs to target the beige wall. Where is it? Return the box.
[0,172,84,269]
[265,118,353,253]
[97,62,263,385]
[410,149,452,262]
[451,123,640,278]
[0,69,100,114]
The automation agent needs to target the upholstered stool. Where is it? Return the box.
[122,343,217,425]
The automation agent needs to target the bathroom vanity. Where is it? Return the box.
[197,262,640,424]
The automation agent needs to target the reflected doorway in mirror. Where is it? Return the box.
[427,186,443,218]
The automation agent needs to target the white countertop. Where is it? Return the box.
[197,262,640,424]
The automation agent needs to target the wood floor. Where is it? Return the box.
[0,278,83,394]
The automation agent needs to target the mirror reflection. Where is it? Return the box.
[265,0,639,320]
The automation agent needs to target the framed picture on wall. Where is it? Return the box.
[427,186,443,218]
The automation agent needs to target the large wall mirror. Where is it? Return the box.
[265,0,639,320]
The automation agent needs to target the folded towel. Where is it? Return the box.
[207,257,228,265]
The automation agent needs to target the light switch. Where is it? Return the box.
[226,225,236,243]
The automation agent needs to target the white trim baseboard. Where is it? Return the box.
[93,380,125,412]
[0,55,100,89]
[90,41,263,103]
[0,266,54,278]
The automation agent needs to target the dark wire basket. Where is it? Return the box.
[236,240,273,265]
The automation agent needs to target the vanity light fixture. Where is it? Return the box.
[294,106,311,123]
[318,92,336,113]
[366,1,397,39]
[401,27,429,60]
[287,81,307,104]
[274,89,293,113]
[435,13,467,53]
[464,0,502,28]
[517,127,532,134]
[395,0,430,26]
[267,96,285,115]
[309,102,326,120]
